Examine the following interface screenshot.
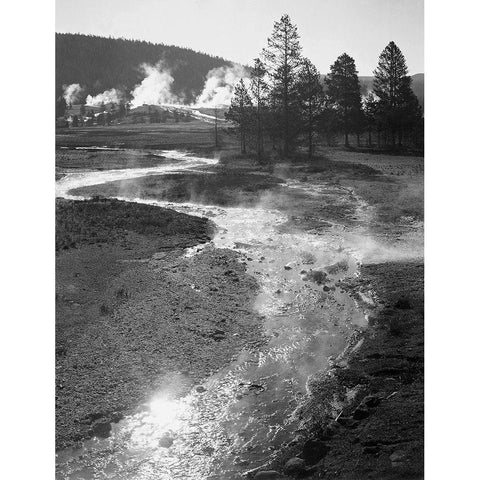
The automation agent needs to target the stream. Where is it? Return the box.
[55,150,378,479]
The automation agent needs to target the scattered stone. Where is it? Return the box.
[284,265,292,270]
[254,471,281,480]
[323,285,330,292]
[284,457,306,476]
[196,385,206,393]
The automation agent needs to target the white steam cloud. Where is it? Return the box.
[195,64,249,107]
[85,88,124,107]
[63,84,84,104]
[130,62,181,108]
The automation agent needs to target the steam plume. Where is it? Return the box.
[63,83,84,104]
[130,62,180,108]
[195,64,250,107]
[85,88,124,107]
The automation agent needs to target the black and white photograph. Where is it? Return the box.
[54,1,425,478]
[5,0,480,479]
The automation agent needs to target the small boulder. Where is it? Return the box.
[394,297,411,310]
[390,450,407,467]
[196,385,206,393]
[158,435,174,448]
[361,395,381,408]
[284,457,306,476]
[254,471,281,480]
[353,403,370,420]
[302,438,329,465]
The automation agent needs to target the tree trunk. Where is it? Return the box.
[368,128,372,147]
[344,132,349,147]
[356,133,360,147]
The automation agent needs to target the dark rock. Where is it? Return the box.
[158,435,174,448]
[353,403,370,420]
[196,385,206,393]
[363,445,379,454]
[361,395,381,408]
[91,421,111,438]
[253,471,281,480]
[394,297,411,310]
[337,416,359,429]
[325,260,349,275]
[302,439,330,465]
[284,265,292,270]
[284,457,306,476]
[323,285,330,292]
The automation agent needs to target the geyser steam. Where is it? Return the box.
[195,64,249,107]
[130,62,180,108]
[86,88,124,107]
[63,83,84,104]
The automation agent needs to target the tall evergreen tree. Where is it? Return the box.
[226,79,253,154]
[363,92,379,147]
[262,14,303,156]
[373,41,422,146]
[325,53,362,146]
[56,96,67,117]
[249,58,269,159]
[297,58,323,158]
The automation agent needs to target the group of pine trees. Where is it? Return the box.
[226,14,423,158]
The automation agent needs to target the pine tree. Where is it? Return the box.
[297,58,323,158]
[226,79,253,154]
[262,14,303,156]
[249,58,269,159]
[56,96,67,117]
[373,41,421,146]
[363,92,379,147]
[325,53,362,146]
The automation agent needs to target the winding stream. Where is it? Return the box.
[56,150,380,479]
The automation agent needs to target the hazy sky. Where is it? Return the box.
[56,0,424,76]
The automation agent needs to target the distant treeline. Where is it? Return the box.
[226,14,424,156]
[55,33,231,103]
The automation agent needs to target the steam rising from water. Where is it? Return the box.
[86,88,125,107]
[130,62,181,108]
[63,83,84,104]
[195,64,249,107]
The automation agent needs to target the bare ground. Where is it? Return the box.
[56,198,264,450]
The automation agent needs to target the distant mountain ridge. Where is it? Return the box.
[359,74,424,108]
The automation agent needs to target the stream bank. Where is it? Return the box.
[56,147,423,479]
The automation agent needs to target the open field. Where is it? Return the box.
[56,121,236,151]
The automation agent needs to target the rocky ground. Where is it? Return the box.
[252,261,424,480]
[56,198,264,450]
[55,132,424,478]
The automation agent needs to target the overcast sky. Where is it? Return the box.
[56,0,424,76]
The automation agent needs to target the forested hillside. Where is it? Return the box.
[55,33,231,103]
